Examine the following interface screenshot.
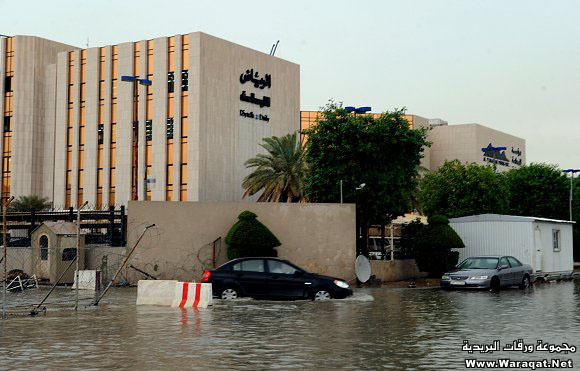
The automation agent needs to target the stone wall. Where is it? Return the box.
[125,201,356,283]
[370,259,427,282]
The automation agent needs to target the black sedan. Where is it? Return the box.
[201,257,353,300]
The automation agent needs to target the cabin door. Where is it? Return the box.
[533,227,543,273]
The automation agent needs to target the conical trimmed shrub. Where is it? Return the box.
[225,211,281,259]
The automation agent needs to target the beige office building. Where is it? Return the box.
[1,33,300,208]
[300,113,525,172]
[428,122,525,172]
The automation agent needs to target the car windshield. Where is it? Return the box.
[457,257,499,270]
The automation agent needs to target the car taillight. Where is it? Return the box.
[201,271,211,282]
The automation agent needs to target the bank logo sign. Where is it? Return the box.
[239,68,271,123]
[481,143,523,167]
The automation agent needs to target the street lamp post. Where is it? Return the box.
[562,169,580,222]
[121,76,152,201]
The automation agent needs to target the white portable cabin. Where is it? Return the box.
[449,214,574,275]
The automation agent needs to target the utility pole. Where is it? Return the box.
[562,169,579,222]
[2,196,14,319]
[75,201,88,311]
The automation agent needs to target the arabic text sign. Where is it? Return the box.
[462,339,577,354]
[240,69,271,89]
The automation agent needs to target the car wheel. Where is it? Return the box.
[519,275,531,290]
[490,277,500,291]
[220,287,239,300]
[312,289,332,301]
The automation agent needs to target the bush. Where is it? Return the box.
[225,211,281,260]
[414,215,464,276]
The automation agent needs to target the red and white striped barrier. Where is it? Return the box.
[171,282,213,309]
[136,280,213,308]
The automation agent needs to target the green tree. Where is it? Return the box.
[8,195,52,212]
[505,163,569,220]
[419,160,509,218]
[303,102,430,254]
[225,211,281,259]
[414,215,464,276]
[242,132,307,202]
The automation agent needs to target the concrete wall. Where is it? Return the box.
[125,201,356,283]
[429,123,525,172]
[370,259,427,282]
[193,33,300,202]
[11,36,77,200]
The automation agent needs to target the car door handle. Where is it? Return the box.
[270,275,279,279]
[235,273,244,278]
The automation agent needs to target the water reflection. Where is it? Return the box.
[1,281,579,370]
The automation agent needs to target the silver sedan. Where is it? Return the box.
[440,256,533,290]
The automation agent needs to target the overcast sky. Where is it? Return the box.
[1,0,578,169]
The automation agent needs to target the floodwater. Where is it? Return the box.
[1,281,579,370]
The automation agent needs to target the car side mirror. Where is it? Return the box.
[294,271,304,277]
[498,264,509,270]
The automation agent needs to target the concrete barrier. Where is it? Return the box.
[136,280,213,308]
[171,282,213,309]
[136,280,178,306]
[72,270,102,291]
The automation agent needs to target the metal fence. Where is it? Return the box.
[4,206,127,247]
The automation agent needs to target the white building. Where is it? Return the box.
[450,214,574,276]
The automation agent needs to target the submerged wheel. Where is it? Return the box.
[490,277,500,291]
[519,275,531,290]
[313,289,332,301]
[220,288,239,300]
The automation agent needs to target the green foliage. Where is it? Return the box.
[419,160,509,218]
[8,195,51,212]
[225,210,281,260]
[242,132,307,202]
[399,218,425,259]
[505,163,569,220]
[415,215,464,276]
[303,101,430,227]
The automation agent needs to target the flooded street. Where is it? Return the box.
[1,281,579,370]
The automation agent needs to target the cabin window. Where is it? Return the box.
[62,248,77,261]
[552,229,561,252]
[40,235,49,260]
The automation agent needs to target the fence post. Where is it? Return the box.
[28,209,36,237]
[68,207,74,222]
[120,206,126,246]
[108,206,114,246]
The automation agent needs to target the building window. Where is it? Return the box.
[145,120,153,141]
[166,118,174,139]
[3,117,10,133]
[552,229,561,251]
[168,72,175,93]
[62,248,77,261]
[4,76,12,92]
[98,124,104,144]
[181,70,188,91]
[40,235,49,261]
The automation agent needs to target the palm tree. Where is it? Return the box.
[8,195,52,212]
[242,132,307,202]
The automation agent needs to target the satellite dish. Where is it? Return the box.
[355,255,371,283]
